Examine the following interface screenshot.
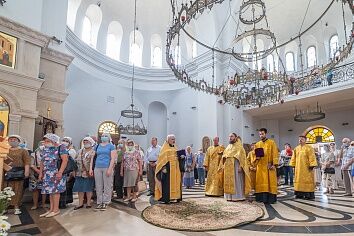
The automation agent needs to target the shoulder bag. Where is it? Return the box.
[5,167,25,181]
[57,145,78,175]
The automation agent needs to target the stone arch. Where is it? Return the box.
[0,87,20,114]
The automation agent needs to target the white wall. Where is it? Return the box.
[147,101,167,147]
[0,0,44,31]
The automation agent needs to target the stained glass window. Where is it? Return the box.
[305,126,335,144]
[98,121,119,135]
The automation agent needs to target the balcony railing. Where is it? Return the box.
[290,61,354,94]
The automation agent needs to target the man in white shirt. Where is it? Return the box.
[340,138,353,196]
[145,137,161,196]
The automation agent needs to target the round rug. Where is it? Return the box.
[142,198,264,231]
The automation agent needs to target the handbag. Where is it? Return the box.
[57,145,78,175]
[137,180,147,192]
[5,167,25,181]
[351,168,354,177]
[324,167,335,174]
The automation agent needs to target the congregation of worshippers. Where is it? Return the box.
[1,127,354,218]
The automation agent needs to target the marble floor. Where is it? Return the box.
[8,185,354,235]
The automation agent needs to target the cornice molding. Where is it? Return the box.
[65,27,250,90]
[37,88,69,103]
[41,47,74,67]
[66,28,174,81]
[0,16,50,47]
[0,70,44,91]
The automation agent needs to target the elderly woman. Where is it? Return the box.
[120,139,142,202]
[73,137,96,209]
[38,133,68,218]
[29,141,46,210]
[321,144,335,194]
[90,133,116,211]
[4,135,30,215]
[114,139,125,199]
[183,146,195,189]
[59,137,76,208]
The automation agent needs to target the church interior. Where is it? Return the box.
[0,0,353,235]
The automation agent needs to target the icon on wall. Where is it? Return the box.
[0,31,17,69]
[0,96,9,137]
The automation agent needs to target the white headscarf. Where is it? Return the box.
[83,136,95,147]
[43,133,60,144]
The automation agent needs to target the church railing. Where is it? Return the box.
[289,61,354,95]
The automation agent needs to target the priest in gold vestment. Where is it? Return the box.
[220,133,251,201]
[247,143,257,191]
[155,134,182,203]
[254,128,279,204]
[290,135,317,199]
[204,137,225,196]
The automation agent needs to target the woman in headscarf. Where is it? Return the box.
[59,137,76,208]
[4,135,31,215]
[183,146,195,189]
[121,139,142,202]
[73,137,96,209]
[29,141,46,210]
[38,133,68,218]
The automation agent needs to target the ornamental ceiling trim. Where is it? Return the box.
[0,16,50,47]
[41,47,74,67]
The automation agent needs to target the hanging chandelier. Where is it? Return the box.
[294,102,325,122]
[166,0,354,108]
[117,0,147,136]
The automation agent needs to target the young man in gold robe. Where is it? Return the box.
[247,143,257,192]
[220,133,251,201]
[204,137,225,196]
[290,135,317,199]
[254,128,279,204]
[155,134,182,203]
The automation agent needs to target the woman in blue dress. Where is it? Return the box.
[183,146,195,188]
[38,133,68,218]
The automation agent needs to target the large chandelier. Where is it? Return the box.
[166,0,354,108]
[294,102,325,122]
[117,0,147,136]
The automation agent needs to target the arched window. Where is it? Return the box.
[130,43,142,66]
[305,126,335,144]
[267,54,274,72]
[81,16,92,45]
[192,40,197,58]
[307,46,317,68]
[151,34,162,67]
[329,35,339,59]
[97,121,120,144]
[106,21,123,60]
[129,30,143,67]
[174,46,182,65]
[0,95,10,137]
[152,47,162,67]
[82,4,102,48]
[285,52,295,71]
[67,0,82,30]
